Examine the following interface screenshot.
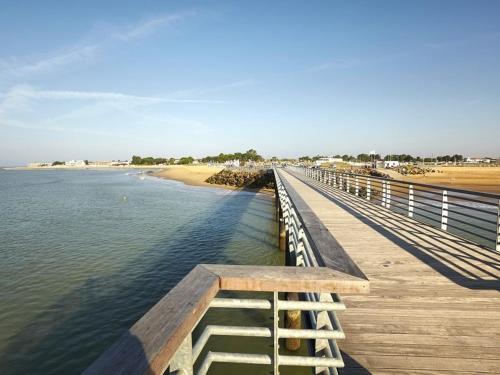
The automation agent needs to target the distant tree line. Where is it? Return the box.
[130,149,263,166]
[201,149,263,164]
[297,153,464,163]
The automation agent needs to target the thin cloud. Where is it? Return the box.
[0,85,224,115]
[0,11,196,79]
[113,11,196,41]
[308,58,361,72]
[172,79,255,98]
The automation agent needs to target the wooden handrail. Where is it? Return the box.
[276,168,368,280]
[84,264,368,375]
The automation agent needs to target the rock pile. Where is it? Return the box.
[206,169,275,189]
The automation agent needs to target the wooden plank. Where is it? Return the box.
[339,342,500,360]
[341,353,500,373]
[278,169,500,374]
[84,265,220,375]
[276,169,368,281]
[202,264,369,294]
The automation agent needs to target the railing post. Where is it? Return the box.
[315,293,334,374]
[355,176,359,197]
[273,291,280,375]
[408,184,414,218]
[339,174,343,190]
[386,181,391,209]
[441,190,448,231]
[333,172,337,188]
[346,175,350,194]
[382,181,386,207]
[366,178,371,201]
[169,334,193,375]
[496,199,500,252]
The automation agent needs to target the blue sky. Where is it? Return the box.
[0,0,499,164]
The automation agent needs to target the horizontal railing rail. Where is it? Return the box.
[85,168,369,375]
[293,166,500,251]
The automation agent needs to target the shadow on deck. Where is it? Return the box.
[292,172,500,291]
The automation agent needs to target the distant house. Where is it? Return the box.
[314,157,343,166]
[66,160,86,167]
[384,161,400,168]
[224,159,240,168]
[466,157,491,164]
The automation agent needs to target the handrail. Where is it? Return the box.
[275,168,368,279]
[321,169,500,199]
[294,166,500,251]
[85,265,368,374]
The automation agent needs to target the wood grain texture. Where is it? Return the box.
[280,168,500,374]
[84,265,219,375]
[276,169,368,281]
[203,264,369,294]
[85,261,368,374]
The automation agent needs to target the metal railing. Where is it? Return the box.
[296,167,500,251]
[84,169,368,375]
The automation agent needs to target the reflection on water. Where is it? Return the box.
[0,169,306,374]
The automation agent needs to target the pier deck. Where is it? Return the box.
[278,169,500,375]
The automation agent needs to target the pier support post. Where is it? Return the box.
[285,292,301,351]
[441,190,449,231]
[408,184,414,218]
[279,214,287,251]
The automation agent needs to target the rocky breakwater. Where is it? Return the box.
[206,169,275,190]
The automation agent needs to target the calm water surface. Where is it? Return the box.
[0,169,293,374]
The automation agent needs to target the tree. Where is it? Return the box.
[178,156,194,165]
[357,153,370,162]
[52,161,65,166]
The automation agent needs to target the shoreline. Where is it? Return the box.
[151,165,274,196]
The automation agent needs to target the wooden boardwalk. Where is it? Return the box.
[279,169,500,375]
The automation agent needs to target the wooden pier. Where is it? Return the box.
[279,168,500,374]
[87,166,500,375]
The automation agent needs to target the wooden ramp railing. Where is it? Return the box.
[85,168,368,375]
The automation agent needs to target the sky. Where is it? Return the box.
[0,0,499,165]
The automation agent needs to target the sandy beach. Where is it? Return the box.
[151,165,228,188]
[381,166,500,193]
[152,165,275,195]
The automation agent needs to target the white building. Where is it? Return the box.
[224,159,240,168]
[66,160,86,167]
[314,157,343,166]
[384,160,400,168]
[466,157,491,164]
